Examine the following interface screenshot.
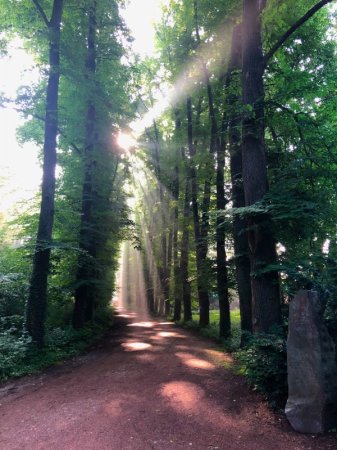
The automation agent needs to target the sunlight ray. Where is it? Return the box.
[129,20,232,138]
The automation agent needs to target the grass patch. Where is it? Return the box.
[179,309,242,351]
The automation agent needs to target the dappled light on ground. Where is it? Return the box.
[149,334,164,342]
[114,307,137,320]
[160,379,240,431]
[1,313,336,450]
[175,352,216,371]
[118,313,136,319]
[157,331,185,338]
[160,381,204,413]
[127,321,155,328]
[135,353,156,363]
[121,341,152,351]
[148,331,187,343]
[104,399,123,417]
[202,348,233,368]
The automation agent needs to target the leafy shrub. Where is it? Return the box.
[0,308,114,381]
[0,273,27,317]
[235,330,287,407]
[0,328,32,379]
[186,309,242,351]
[45,327,78,352]
[0,315,24,332]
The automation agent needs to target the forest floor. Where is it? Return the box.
[1,311,337,450]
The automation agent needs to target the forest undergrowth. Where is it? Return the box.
[0,308,114,381]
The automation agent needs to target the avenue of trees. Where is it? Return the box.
[0,0,337,401]
[135,0,337,339]
[0,0,133,359]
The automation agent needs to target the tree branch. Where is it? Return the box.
[29,112,82,155]
[31,0,50,27]
[144,127,156,144]
[267,100,337,165]
[264,0,333,64]
[1,103,82,155]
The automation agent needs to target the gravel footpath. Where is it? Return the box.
[0,312,336,450]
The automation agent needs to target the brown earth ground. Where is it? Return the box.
[1,311,337,450]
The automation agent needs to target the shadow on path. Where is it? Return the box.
[0,310,336,450]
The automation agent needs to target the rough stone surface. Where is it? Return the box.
[286,290,337,433]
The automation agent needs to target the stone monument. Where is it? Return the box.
[285,290,337,433]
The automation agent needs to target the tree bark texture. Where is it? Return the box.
[217,110,230,338]
[216,141,230,338]
[73,1,98,329]
[166,215,173,316]
[171,119,181,321]
[242,0,281,333]
[152,120,169,316]
[186,97,210,327]
[227,23,253,337]
[143,253,155,314]
[178,148,192,322]
[194,0,230,334]
[26,0,64,347]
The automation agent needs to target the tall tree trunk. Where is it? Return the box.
[152,120,168,316]
[242,0,281,333]
[73,1,97,329]
[25,0,64,347]
[213,76,231,339]
[194,0,230,334]
[143,258,155,314]
[217,115,230,339]
[172,126,181,320]
[140,216,155,315]
[193,0,215,327]
[165,214,173,316]
[179,149,192,322]
[227,23,253,338]
[186,97,210,327]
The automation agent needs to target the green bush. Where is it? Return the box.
[0,307,114,382]
[0,315,24,332]
[45,327,78,352]
[186,309,242,351]
[0,273,27,317]
[0,327,32,379]
[235,330,287,407]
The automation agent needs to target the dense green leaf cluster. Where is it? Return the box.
[129,0,337,403]
[0,308,113,381]
[0,0,135,359]
[236,329,288,407]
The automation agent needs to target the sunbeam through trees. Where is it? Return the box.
[1,0,337,444]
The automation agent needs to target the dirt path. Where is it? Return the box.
[0,312,336,450]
